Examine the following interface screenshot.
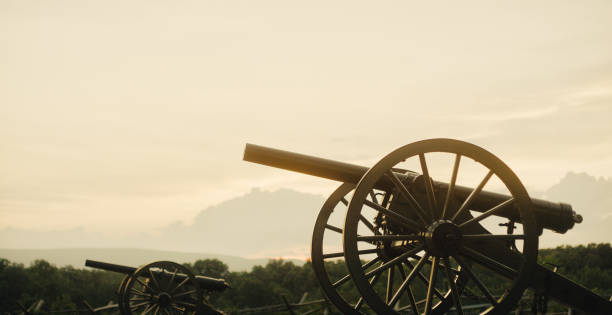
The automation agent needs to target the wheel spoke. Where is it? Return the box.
[380,191,392,208]
[356,234,420,242]
[364,199,423,232]
[166,269,178,291]
[460,246,517,279]
[331,274,352,289]
[323,248,378,259]
[141,303,156,315]
[443,257,463,315]
[369,190,380,204]
[419,153,438,218]
[354,296,365,311]
[332,257,380,288]
[134,277,155,294]
[389,254,429,307]
[128,301,150,309]
[365,245,424,278]
[441,154,461,219]
[359,214,380,235]
[148,269,161,291]
[362,254,382,270]
[355,269,383,310]
[385,170,431,224]
[404,259,446,301]
[410,253,461,274]
[435,262,461,275]
[153,304,160,315]
[453,255,497,306]
[424,257,439,315]
[130,288,152,298]
[341,197,349,206]
[385,264,395,303]
[396,264,420,314]
[463,234,525,241]
[169,277,190,295]
[451,170,494,222]
[128,297,150,302]
[171,289,196,299]
[458,198,515,228]
[324,224,343,234]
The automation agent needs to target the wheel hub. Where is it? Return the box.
[424,220,462,257]
[157,292,172,307]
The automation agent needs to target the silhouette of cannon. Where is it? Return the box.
[244,138,612,314]
[85,259,228,315]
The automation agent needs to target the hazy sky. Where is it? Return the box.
[1,1,611,235]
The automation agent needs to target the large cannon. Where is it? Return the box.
[85,259,228,315]
[243,138,612,314]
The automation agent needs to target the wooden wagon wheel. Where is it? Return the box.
[119,261,203,315]
[117,274,131,314]
[343,138,538,314]
[312,182,469,314]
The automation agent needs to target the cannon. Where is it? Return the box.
[85,259,228,315]
[243,138,612,314]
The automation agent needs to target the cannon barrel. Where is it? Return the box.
[85,259,229,291]
[243,143,582,233]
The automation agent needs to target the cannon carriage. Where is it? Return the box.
[244,138,612,314]
[85,259,228,315]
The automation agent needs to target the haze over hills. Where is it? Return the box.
[537,172,612,248]
[151,188,326,257]
[0,189,325,269]
[1,172,610,268]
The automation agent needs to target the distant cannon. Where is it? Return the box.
[85,259,228,315]
[244,138,611,314]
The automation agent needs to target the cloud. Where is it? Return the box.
[456,105,561,122]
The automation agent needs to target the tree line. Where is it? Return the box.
[1,243,611,314]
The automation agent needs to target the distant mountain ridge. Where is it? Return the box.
[152,188,326,257]
[0,248,303,271]
[1,174,610,267]
[537,172,612,248]
[0,188,325,266]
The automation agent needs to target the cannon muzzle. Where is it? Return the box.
[243,143,581,233]
[85,259,230,291]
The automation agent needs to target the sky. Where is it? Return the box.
[1,1,611,237]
